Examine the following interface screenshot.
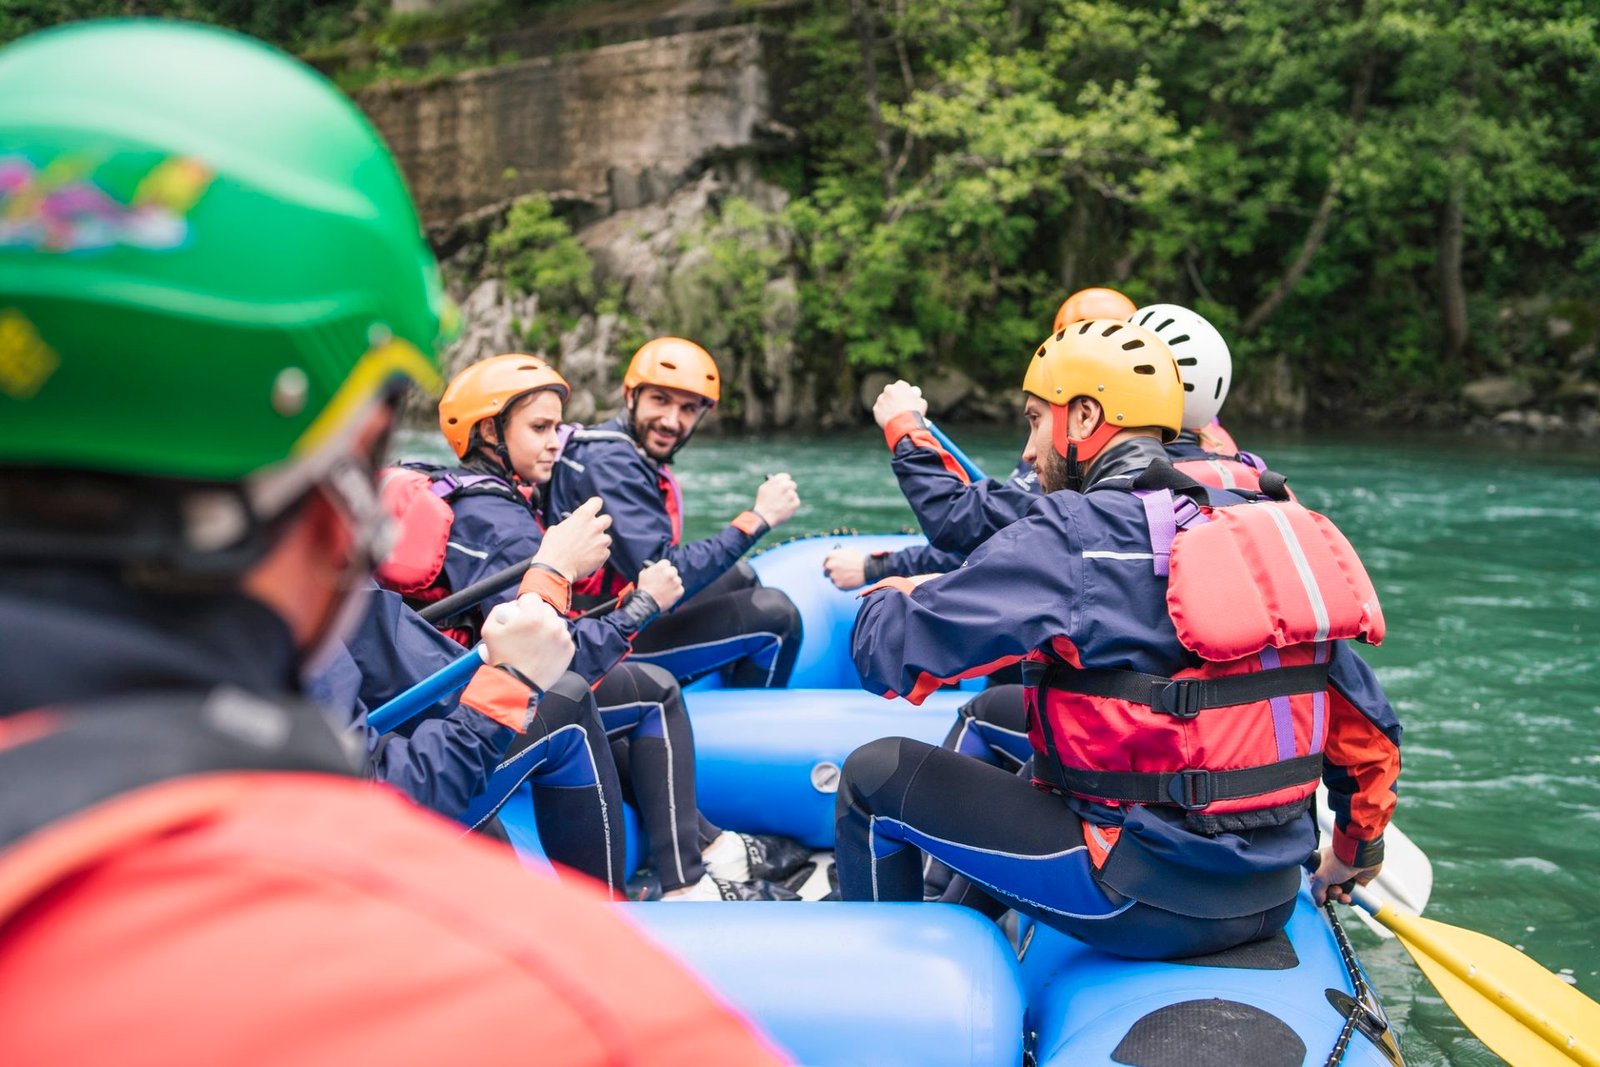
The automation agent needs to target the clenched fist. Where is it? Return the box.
[822,548,867,590]
[752,473,800,529]
[481,594,576,691]
[872,380,927,430]
[637,559,685,612]
[536,497,612,580]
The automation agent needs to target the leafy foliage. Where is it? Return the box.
[488,195,596,352]
[779,0,1600,419]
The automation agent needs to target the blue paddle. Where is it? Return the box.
[367,644,489,734]
[925,420,987,482]
[367,594,626,734]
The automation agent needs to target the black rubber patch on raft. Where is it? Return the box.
[1169,930,1299,971]
[1111,998,1306,1067]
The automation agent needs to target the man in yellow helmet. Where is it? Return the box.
[836,320,1402,960]
[548,337,805,688]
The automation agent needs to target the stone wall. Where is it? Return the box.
[356,23,772,229]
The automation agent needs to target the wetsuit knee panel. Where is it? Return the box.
[750,587,802,636]
[627,662,681,700]
[545,670,593,706]
[840,736,930,808]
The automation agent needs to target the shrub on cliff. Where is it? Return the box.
[488,194,596,351]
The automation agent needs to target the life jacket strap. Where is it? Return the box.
[1027,661,1330,719]
[1036,753,1324,812]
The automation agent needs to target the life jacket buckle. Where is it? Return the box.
[1155,679,1202,719]
[1168,769,1212,810]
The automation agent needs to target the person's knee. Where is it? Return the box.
[751,587,801,638]
[629,662,679,701]
[546,670,592,706]
[731,560,757,587]
[530,671,601,732]
[839,736,910,811]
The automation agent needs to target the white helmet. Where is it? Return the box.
[1129,304,1232,429]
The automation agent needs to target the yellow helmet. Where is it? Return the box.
[1023,319,1182,464]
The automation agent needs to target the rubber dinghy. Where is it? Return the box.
[497,534,1406,1067]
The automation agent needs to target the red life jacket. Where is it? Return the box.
[1174,455,1270,495]
[374,464,525,595]
[1195,420,1240,455]
[374,464,528,644]
[1031,481,1384,825]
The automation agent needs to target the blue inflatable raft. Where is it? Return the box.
[499,535,1404,1067]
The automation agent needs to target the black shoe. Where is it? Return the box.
[739,833,813,882]
[715,876,802,901]
[779,861,818,894]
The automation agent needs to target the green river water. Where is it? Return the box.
[403,424,1600,1065]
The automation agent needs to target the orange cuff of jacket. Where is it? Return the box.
[459,666,536,733]
[517,567,572,615]
[1332,828,1384,868]
[859,575,919,597]
[882,411,924,451]
[730,511,767,537]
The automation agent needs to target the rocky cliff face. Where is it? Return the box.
[358,22,774,228]
[361,6,815,430]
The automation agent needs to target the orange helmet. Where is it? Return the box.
[438,354,569,458]
[1052,287,1137,334]
[623,337,721,407]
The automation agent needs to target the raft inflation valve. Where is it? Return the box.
[810,761,841,794]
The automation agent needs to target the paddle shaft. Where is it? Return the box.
[1351,887,1600,1067]
[416,557,530,623]
[368,643,488,734]
[369,593,624,733]
[925,420,987,482]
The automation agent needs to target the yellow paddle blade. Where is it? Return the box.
[1372,900,1600,1067]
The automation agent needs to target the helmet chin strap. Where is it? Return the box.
[1051,403,1122,492]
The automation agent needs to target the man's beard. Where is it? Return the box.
[1035,445,1071,494]
[634,414,688,461]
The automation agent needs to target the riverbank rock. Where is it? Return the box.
[1462,376,1535,414]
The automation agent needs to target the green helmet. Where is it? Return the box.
[0,20,446,487]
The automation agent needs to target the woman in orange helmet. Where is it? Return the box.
[402,353,809,900]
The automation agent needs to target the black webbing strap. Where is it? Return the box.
[1040,662,1330,720]
[1037,753,1324,812]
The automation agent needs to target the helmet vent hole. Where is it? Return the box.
[1078,322,1093,335]
[1214,381,1224,399]
[1103,323,1124,336]
[1035,346,1046,357]
[1122,339,1145,351]
[1177,357,1198,366]
[1139,311,1155,325]
[1055,330,1066,342]
[1134,365,1157,375]
[1157,318,1176,332]
[1184,383,1196,392]
[660,360,678,370]
[1168,333,1191,346]
[447,417,459,424]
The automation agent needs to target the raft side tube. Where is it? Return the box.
[627,902,1025,1067]
[746,533,927,689]
[686,688,968,848]
[1025,888,1400,1067]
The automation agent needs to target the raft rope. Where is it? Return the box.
[750,527,920,557]
[1322,900,1396,1067]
